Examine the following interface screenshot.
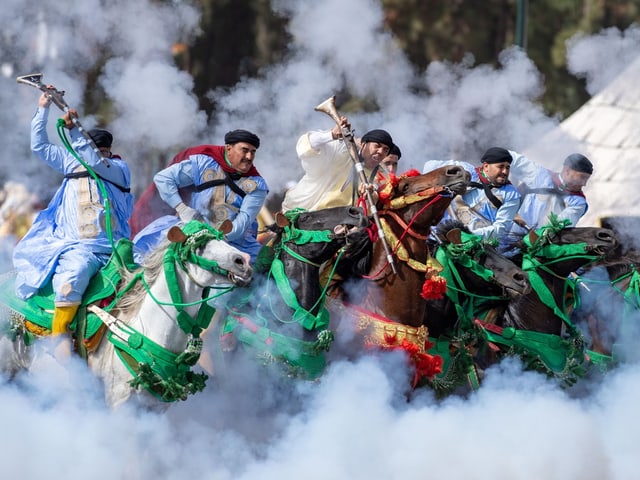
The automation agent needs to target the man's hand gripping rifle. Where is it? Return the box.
[315,95,397,274]
[16,73,110,167]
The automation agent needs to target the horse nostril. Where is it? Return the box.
[234,253,250,268]
[447,166,462,176]
[513,272,527,284]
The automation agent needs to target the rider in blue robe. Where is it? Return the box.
[132,130,267,263]
[13,91,133,339]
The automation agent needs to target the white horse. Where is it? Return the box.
[0,221,252,409]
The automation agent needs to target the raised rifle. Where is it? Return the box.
[315,95,397,274]
[16,73,110,167]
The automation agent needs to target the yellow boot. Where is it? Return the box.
[51,305,79,363]
[51,305,79,336]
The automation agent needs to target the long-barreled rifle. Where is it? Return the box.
[16,73,110,167]
[315,95,397,274]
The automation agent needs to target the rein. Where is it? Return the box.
[162,222,231,336]
[364,191,448,280]
[263,208,343,329]
[434,232,505,329]
[218,209,353,379]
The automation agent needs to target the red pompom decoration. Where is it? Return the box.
[420,275,447,300]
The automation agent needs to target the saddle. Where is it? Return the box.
[0,239,138,349]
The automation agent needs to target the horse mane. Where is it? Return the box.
[433,219,470,243]
[111,239,170,316]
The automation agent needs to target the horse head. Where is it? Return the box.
[266,206,371,312]
[519,217,618,276]
[166,219,253,288]
[426,220,531,338]
[507,217,619,336]
[379,166,470,231]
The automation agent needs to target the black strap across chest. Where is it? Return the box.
[64,170,131,193]
[469,181,504,209]
[192,170,246,198]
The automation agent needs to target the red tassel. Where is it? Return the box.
[402,168,421,177]
[420,276,447,300]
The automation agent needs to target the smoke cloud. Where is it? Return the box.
[1,1,640,479]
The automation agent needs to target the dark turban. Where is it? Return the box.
[89,128,113,148]
[361,129,394,149]
[481,147,512,164]
[389,143,402,158]
[224,129,260,149]
[563,153,593,174]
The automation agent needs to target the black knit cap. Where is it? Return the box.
[361,129,394,149]
[563,153,593,174]
[89,128,113,148]
[224,129,260,149]
[481,147,512,164]
[389,143,402,158]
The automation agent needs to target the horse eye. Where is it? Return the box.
[401,183,410,193]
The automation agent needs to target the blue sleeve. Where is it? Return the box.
[472,188,522,239]
[154,161,196,209]
[558,194,588,225]
[30,107,70,173]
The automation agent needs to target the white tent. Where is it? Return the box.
[523,54,640,231]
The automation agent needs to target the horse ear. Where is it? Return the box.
[275,211,290,228]
[218,219,233,235]
[527,229,539,244]
[167,226,188,243]
[446,228,463,244]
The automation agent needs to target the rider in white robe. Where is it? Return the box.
[281,124,395,212]
[506,151,592,239]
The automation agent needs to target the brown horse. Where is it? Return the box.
[216,205,371,380]
[505,224,618,335]
[572,217,640,357]
[424,220,531,339]
[476,221,620,384]
[328,165,470,384]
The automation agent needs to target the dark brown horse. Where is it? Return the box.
[477,221,620,384]
[505,224,618,335]
[217,205,371,379]
[424,220,531,339]
[328,165,470,384]
[572,217,640,357]
[419,220,531,393]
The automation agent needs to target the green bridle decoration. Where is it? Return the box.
[428,231,508,394]
[477,215,610,383]
[521,216,604,336]
[268,208,337,330]
[435,231,502,329]
[221,208,347,379]
[163,221,229,336]
[108,221,237,402]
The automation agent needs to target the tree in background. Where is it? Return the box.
[179,0,639,120]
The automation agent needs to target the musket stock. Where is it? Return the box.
[16,73,111,168]
[315,95,397,274]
